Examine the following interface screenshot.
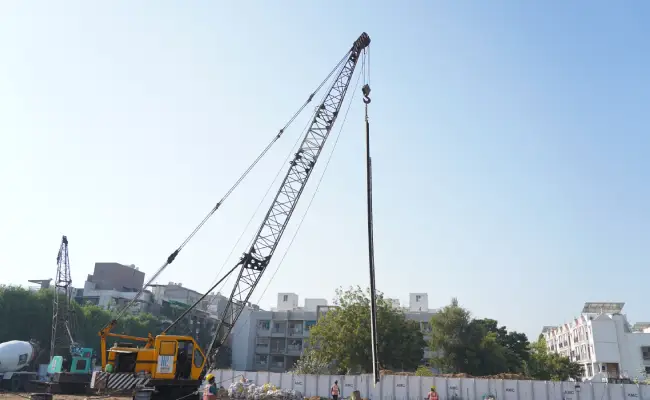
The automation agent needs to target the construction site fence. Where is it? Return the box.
[209,369,650,400]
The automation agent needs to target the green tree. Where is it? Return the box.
[429,297,479,373]
[528,336,583,381]
[307,286,425,374]
[291,348,334,375]
[429,299,528,376]
[415,365,434,377]
[471,318,530,373]
[0,285,217,366]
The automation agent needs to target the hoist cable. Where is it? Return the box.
[361,48,379,384]
[108,50,353,325]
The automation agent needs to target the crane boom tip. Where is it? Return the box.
[353,32,371,53]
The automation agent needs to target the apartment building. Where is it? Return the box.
[231,293,324,372]
[77,262,152,312]
[231,292,438,372]
[542,302,650,382]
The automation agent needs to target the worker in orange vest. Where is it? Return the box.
[331,380,340,400]
[426,387,439,400]
[203,374,218,400]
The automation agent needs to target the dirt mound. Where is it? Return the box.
[379,369,529,380]
[438,373,473,378]
[482,373,528,380]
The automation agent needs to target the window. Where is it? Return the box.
[304,321,316,331]
[283,295,288,302]
[257,320,270,330]
[641,347,650,360]
[159,341,177,356]
[645,367,650,374]
[193,348,204,368]
[416,295,422,302]
[74,359,87,371]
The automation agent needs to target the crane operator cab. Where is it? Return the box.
[104,336,205,380]
[174,340,193,380]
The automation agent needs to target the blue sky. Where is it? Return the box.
[0,2,648,339]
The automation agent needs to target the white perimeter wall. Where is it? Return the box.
[209,369,650,400]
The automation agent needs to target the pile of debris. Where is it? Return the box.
[228,379,304,400]
[482,373,528,380]
[379,370,529,380]
[379,370,415,376]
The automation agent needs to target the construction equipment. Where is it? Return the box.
[43,236,95,394]
[204,31,371,372]
[89,32,371,400]
[362,84,380,385]
[0,340,40,392]
[50,235,73,362]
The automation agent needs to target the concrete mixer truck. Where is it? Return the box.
[0,340,40,392]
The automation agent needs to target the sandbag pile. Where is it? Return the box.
[228,380,304,400]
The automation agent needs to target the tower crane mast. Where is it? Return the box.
[205,32,371,370]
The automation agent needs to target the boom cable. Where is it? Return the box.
[205,91,329,305]
[221,64,364,345]
[107,52,352,325]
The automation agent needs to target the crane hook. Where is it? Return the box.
[362,84,371,104]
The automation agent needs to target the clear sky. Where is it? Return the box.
[1,2,648,339]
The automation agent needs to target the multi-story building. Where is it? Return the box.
[76,262,153,312]
[386,293,438,361]
[542,302,650,382]
[231,293,324,372]
[148,283,245,353]
[231,292,438,372]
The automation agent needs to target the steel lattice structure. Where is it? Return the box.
[205,33,371,368]
[50,235,74,360]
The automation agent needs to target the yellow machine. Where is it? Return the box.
[93,319,206,398]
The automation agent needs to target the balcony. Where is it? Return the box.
[269,356,285,372]
[255,356,269,370]
[272,322,287,336]
[270,338,286,354]
[287,340,303,355]
[257,320,271,337]
[288,325,304,337]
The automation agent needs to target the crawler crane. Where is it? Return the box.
[89,32,371,400]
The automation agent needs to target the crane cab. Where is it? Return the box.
[106,335,205,381]
[95,322,207,397]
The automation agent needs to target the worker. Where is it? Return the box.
[426,387,439,400]
[331,380,340,400]
[203,374,218,400]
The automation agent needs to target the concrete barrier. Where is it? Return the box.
[209,369,650,400]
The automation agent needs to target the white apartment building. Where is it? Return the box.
[542,302,650,382]
[231,292,438,372]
